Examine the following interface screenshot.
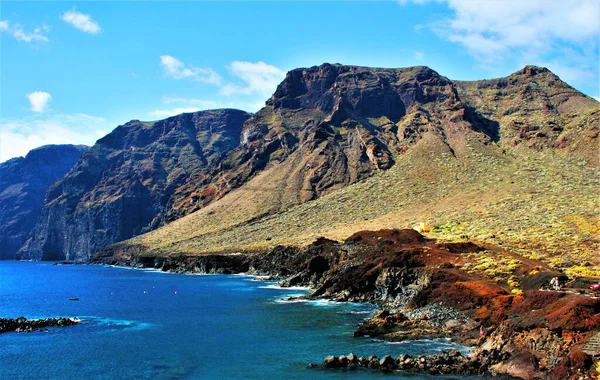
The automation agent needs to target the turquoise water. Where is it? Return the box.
[0,261,477,379]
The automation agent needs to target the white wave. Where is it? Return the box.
[337,310,373,315]
[273,298,339,308]
[259,284,312,291]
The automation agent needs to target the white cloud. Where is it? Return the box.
[219,61,286,96]
[149,95,267,118]
[156,58,284,114]
[61,9,101,34]
[161,97,221,108]
[402,0,599,61]
[160,55,222,85]
[148,108,202,118]
[0,113,111,162]
[0,20,49,44]
[415,51,425,60]
[26,91,52,113]
[401,0,599,90]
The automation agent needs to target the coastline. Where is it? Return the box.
[89,229,600,379]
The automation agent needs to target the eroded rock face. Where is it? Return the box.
[19,110,251,261]
[0,145,88,259]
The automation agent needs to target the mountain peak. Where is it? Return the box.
[516,65,551,76]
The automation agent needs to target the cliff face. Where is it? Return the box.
[0,145,88,259]
[19,110,251,261]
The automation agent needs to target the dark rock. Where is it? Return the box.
[379,355,396,369]
[0,316,81,333]
[346,353,358,364]
[323,356,339,368]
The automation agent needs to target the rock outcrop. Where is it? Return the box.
[0,144,88,259]
[0,316,81,333]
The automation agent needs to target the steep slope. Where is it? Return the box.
[0,145,88,259]
[19,109,251,261]
[102,65,599,278]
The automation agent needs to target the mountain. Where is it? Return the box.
[18,109,251,260]
[20,64,599,271]
[0,144,88,259]
[96,64,598,278]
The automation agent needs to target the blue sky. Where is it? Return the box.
[1,0,599,161]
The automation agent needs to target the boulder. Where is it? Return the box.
[323,356,339,368]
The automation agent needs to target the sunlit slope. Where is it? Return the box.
[122,130,599,275]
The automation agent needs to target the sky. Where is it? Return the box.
[1,0,599,162]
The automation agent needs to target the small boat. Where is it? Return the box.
[69,298,79,301]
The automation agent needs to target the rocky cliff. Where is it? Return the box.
[21,64,599,263]
[19,110,251,260]
[0,144,87,259]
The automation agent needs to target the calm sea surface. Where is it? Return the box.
[0,261,480,379]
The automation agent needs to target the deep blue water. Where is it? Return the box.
[0,262,478,379]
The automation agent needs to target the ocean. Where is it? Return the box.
[0,261,479,379]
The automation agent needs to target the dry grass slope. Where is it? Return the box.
[126,129,599,277]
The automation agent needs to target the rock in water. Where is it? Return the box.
[0,317,81,333]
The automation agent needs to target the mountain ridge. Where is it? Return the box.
[14,64,599,267]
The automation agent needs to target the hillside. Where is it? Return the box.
[100,64,599,278]
[0,145,88,259]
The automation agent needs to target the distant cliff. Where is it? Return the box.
[0,144,88,259]
[19,109,251,261]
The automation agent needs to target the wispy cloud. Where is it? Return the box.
[156,58,283,115]
[219,61,286,96]
[149,96,266,118]
[26,91,52,113]
[159,55,222,85]
[161,97,221,108]
[148,107,204,118]
[0,20,49,45]
[0,113,111,162]
[401,0,599,86]
[415,51,425,60]
[61,9,101,34]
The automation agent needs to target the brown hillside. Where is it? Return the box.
[101,64,599,278]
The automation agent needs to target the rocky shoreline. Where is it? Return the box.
[90,229,599,379]
[0,317,81,333]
